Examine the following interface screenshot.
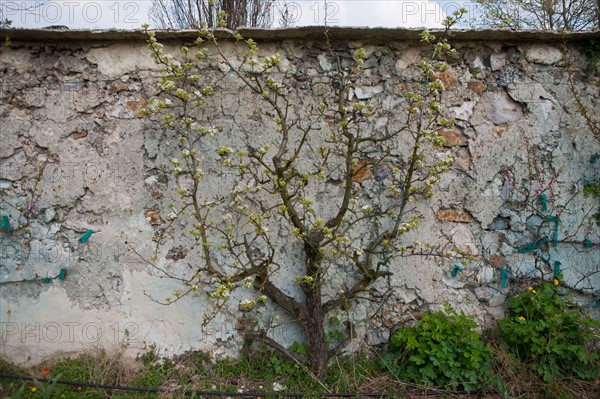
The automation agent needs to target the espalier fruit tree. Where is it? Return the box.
[142,10,466,376]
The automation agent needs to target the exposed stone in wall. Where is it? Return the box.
[437,208,473,223]
[438,129,468,147]
[0,29,598,365]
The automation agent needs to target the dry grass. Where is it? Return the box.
[0,342,598,398]
[487,337,600,399]
[43,346,136,385]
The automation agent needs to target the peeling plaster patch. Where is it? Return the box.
[507,82,555,104]
[0,288,133,364]
[454,147,472,170]
[396,286,418,304]
[480,231,501,255]
[0,48,31,73]
[482,91,522,125]
[490,53,506,71]
[451,100,477,121]
[465,185,505,229]
[476,267,495,284]
[29,121,73,148]
[472,55,485,71]
[0,151,29,181]
[176,174,195,191]
[367,329,390,346]
[86,44,161,79]
[525,46,563,65]
[510,252,540,279]
[0,116,28,158]
[391,259,441,304]
[394,47,420,69]
[0,271,234,365]
[554,246,600,289]
[442,275,465,289]
[507,82,559,131]
[354,84,384,99]
[317,53,333,71]
[451,224,479,256]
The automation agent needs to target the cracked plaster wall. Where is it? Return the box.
[0,31,598,365]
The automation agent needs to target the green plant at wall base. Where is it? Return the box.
[382,303,492,392]
[3,384,26,399]
[499,280,599,383]
[4,375,65,399]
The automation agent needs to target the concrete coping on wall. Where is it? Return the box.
[1,26,599,44]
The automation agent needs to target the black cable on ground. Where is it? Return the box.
[0,373,493,397]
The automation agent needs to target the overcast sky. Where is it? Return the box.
[1,1,480,29]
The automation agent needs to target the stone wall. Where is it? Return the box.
[0,28,598,364]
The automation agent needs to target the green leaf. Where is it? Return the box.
[409,354,425,365]
[289,341,307,355]
[385,304,492,390]
[500,282,599,381]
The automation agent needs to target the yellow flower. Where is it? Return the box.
[528,286,533,291]
[518,316,526,321]
[532,290,537,294]
[588,313,593,319]
[553,279,559,286]
[31,387,37,393]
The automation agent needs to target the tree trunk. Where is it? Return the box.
[305,282,328,377]
[303,238,329,377]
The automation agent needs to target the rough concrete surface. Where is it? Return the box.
[0,28,598,364]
